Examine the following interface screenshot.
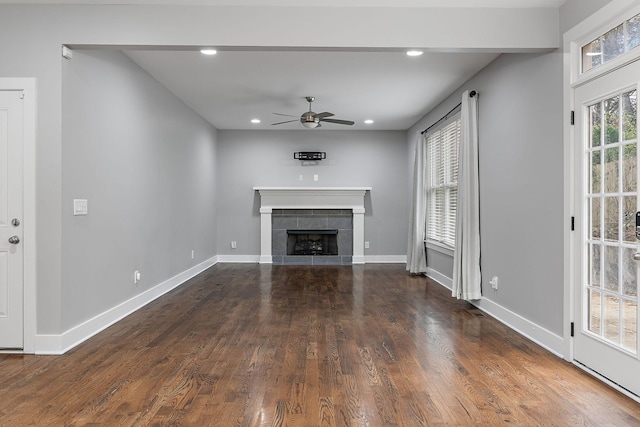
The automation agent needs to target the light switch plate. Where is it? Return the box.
[73,199,88,216]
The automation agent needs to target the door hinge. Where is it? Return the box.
[571,322,575,337]
[571,216,575,231]
[570,110,575,125]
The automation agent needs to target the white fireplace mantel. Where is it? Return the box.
[254,187,371,264]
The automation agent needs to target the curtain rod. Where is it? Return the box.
[421,90,477,135]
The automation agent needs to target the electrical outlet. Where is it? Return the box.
[364,241,370,249]
[191,250,195,259]
[231,241,237,249]
[73,199,88,216]
[490,276,499,290]
[299,174,304,181]
[313,174,319,181]
[134,270,141,284]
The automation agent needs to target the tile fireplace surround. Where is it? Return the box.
[254,187,371,264]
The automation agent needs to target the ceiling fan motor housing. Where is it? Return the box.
[271,96,353,128]
[302,111,317,122]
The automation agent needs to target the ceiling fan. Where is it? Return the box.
[272,96,355,129]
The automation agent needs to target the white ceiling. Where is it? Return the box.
[11,0,566,130]
[0,1,568,6]
[125,49,500,130]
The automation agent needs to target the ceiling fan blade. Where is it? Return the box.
[273,113,299,118]
[271,119,299,126]
[313,112,334,119]
[321,118,355,126]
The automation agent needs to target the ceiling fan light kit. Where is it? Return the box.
[302,114,320,128]
[272,96,355,129]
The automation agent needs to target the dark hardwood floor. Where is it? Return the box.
[1,263,639,426]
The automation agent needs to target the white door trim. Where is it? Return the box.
[0,78,36,354]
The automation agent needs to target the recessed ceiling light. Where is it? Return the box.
[406,50,424,57]
[364,119,375,124]
[200,49,217,55]
[251,118,261,124]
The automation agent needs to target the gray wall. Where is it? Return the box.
[0,3,562,337]
[408,51,564,335]
[216,130,408,257]
[61,50,218,331]
[560,0,613,33]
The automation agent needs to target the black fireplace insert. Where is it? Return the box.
[287,229,339,256]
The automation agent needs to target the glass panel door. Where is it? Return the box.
[575,59,640,397]
[587,89,638,352]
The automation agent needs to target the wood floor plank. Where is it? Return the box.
[1,264,639,426]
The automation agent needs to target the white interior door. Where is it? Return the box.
[575,59,640,396]
[0,91,24,350]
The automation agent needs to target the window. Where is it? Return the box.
[425,116,460,249]
[582,11,640,73]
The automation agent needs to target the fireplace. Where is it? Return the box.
[254,187,370,264]
[270,209,351,264]
[288,230,338,256]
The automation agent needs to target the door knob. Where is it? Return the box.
[8,236,19,245]
[633,252,640,261]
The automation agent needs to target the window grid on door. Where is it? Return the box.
[586,87,638,354]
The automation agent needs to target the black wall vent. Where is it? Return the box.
[294,152,326,161]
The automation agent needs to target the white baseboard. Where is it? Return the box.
[35,258,565,357]
[473,297,565,357]
[259,255,272,264]
[35,256,218,355]
[365,255,407,264]
[219,254,405,265]
[426,267,453,289]
[352,255,365,264]
[426,267,564,357]
[218,254,262,263]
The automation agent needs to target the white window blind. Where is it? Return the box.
[425,117,461,248]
